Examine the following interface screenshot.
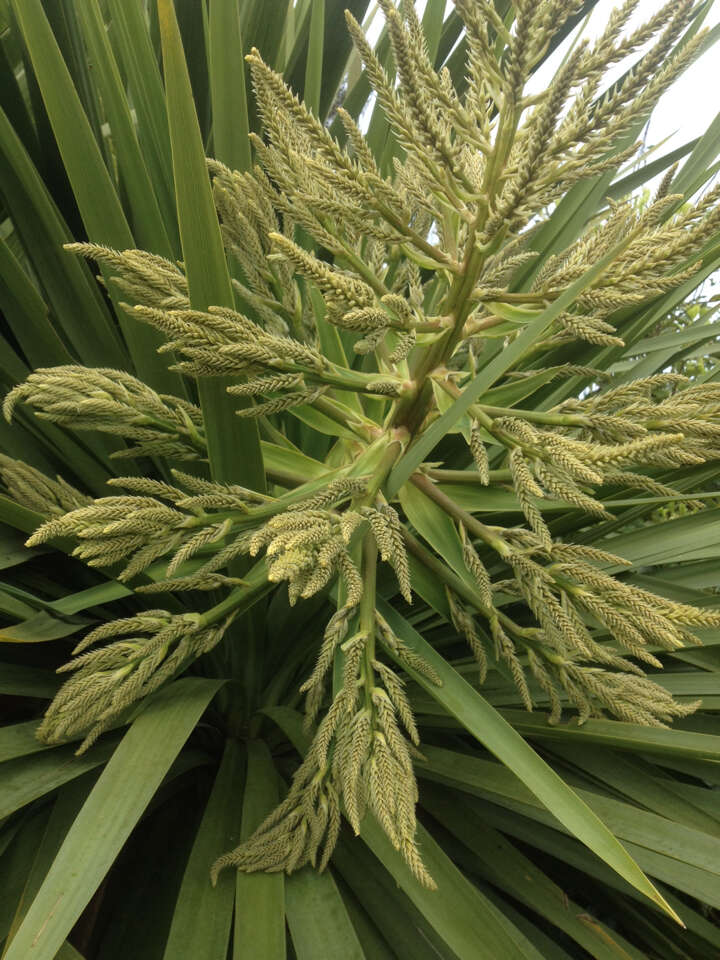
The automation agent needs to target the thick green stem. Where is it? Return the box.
[436,379,591,429]
[137,411,207,454]
[402,528,539,643]
[370,433,406,499]
[359,531,378,711]
[312,394,378,440]
[373,198,459,270]
[428,467,512,485]
[477,404,590,427]
[388,92,522,437]
[473,289,557,303]
[312,364,408,397]
[411,472,512,558]
[197,559,271,628]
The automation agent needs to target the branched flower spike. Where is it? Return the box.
[7,1,720,894]
[40,610,237,753]
[5,366,206,460]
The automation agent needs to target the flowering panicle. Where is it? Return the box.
[213,539,436,887]
[39,610,236,753]
[5,366,206,460]
[65,243,189,310]
[5,0,720,895]
[0,454,89,516]
[446,521,717,727]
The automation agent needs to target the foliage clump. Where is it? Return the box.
[6,0,720,888]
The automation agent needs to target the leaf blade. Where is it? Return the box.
[234,739,286,960]
[377,601,682,923]
[162,739,244,960]
[3,677,223,960]
[157,0,265,490]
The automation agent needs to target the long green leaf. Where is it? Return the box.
[331,837,453,960]
[475,797,720,948]
[234,740,285,960]
[157,0,264,490]
[3,677,223,960]
[0,236,72,368]
[377,601,682,922]
[2,775,95,953]
[359,815,544,959]
[606,137,700,201]
[0,740,116,821]
[418,745,720,907]
[9,0,176,391]
[0,810,49,946]
[105,0,177,242]
[285,868,365,960]
[73,0,175,258]
[162,739,243,960]
[547,743,720,837]
[495,708,720,760]
[208,0,251,172]
[303,0,325,117]
[0,662,58,698]
[0,105,126,369]
[422,785,643,960]
[0,721,51,763]
[672,104,720,197]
